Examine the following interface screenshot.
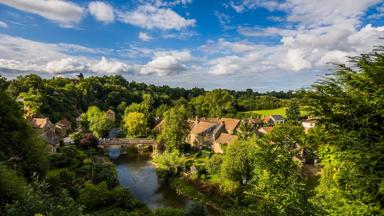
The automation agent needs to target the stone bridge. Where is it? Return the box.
[99,138,158,157]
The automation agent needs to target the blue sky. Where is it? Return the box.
[0,0,383,91]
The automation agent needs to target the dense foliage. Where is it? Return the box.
[305,47,384,214]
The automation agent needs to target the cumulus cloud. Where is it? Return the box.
[0,21,7,28]
[0,0,84,27]
[91,57,133,74]
[139,32,153,42]
[140,50,192,76]
[141,55,186,76]
[46,58,88,74]
[88,1,114,24]
[207,0,384,76]
[118,4,195,30]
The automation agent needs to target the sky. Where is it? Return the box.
[0,0,383,91]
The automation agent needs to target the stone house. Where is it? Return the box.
[212,133,238,153]
[30,117,61,152]
[302,119,317,133]
[263,115,285,126]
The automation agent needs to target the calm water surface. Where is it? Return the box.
[113,155,220,215]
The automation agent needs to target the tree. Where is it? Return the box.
[83,106,113,138]
[157,106,189,151]
[305,48,384,214]
[122,112,148,137]
[191,89,236,117]
[242,131,316,215]
[17,89,45,119]
[0,89,48,178]
[286,99,301,124]
[221,140,254,184]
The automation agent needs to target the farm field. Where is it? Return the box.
[242,106,309,118]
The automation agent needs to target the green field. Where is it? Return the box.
[243,107,288,117]
[242,106,309,118]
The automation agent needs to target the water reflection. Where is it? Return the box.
[114,155,193,211]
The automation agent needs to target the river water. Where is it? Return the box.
[113,155,220,215]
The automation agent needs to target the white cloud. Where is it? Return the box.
[139,32,153,41]
[208,56,242,75]
[46,58,88,74]
[207,0,384,76]
[141,55,186,76]
[0,0,84,27]
[88,1,114,24]
[140,50,192,76]
[91,57,133,74]
[0,21,7,28]
[118,4,195,30]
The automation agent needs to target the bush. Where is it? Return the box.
[78,181,113,210]
[111,186,144,210]
[206,154,223,175]
[92,163,118,189]
[79,133,98,149]
[153,151,187,177]
[154,207,183,216]
[184,202,208,216]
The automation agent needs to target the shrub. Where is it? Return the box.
[79,133,98,149]
[154,207,184,216]
[206,154,223,175]
[78,181,113,210]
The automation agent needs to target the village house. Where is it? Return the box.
[55,118,72,137]
[262,115,285,126]
[257,126,274,135]
[302,119,317,133]
[152,119,164,134]
[30,117,61,152]
[212,133,238,153]
[187,117,241,150]
[247,117,262,129]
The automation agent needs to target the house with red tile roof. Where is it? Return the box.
[258,126,274,135]
[212,133,238,153]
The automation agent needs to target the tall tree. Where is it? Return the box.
[306,48,384,215]
[83,106,113,138]
[157,106,188,152]
[286,99,301,124]
[0,89,48,178]
[122,112,148,137]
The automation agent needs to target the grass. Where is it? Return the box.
[241,106,310,118]
[242,107,288,117]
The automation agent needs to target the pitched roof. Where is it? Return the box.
[215,133,238,144]
[249,118,261,124]
[152,119,164,131]
[258,126,274,134]
[56,118,71,128]
[262,116,272,123]
[31,118,51,129]
[271,115,285,121]
[191,121,217,135]
[220,118,240,131]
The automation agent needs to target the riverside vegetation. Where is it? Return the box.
[0,47,384,215]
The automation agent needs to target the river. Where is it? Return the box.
[113,155,220,215]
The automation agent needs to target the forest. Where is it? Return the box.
[0,47,383,216]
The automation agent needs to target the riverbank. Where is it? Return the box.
[169,177,225,215]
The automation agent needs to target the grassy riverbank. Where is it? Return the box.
[169,177,226,215]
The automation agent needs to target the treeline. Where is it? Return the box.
[0,74,295,123]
